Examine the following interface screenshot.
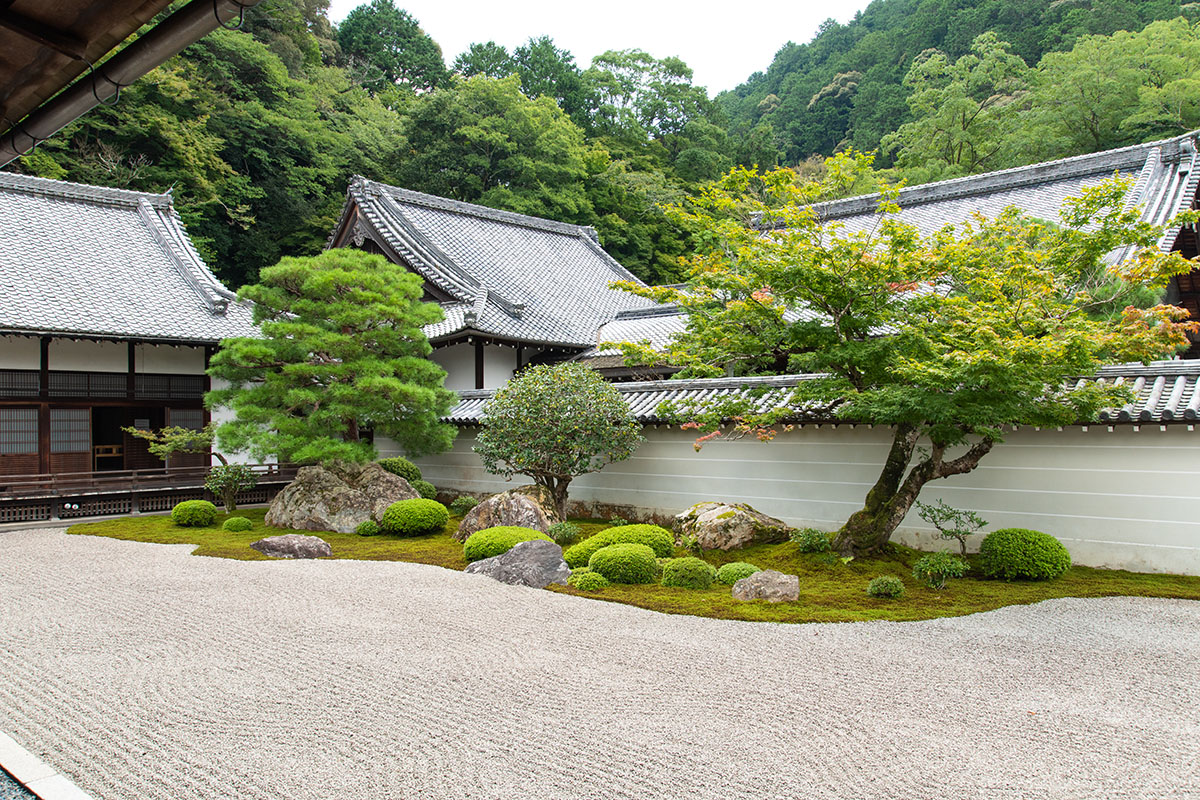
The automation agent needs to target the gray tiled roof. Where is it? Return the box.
[0,171,257,343]
[444,361,1200,426]
[336,178,659,347]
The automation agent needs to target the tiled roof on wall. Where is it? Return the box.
[0,171,256,343]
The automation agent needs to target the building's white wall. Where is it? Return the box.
[431,342,527,390]
[48,339,127,372]
[136,344,205,374]
[484,346,517,389]
[0,336,39,369]
[207,377,271,466]
[411,424,1200,575]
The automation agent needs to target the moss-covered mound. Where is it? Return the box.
[564,524,674,568]
[463,526,552,562]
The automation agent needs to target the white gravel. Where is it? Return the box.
[1,528,1198,800]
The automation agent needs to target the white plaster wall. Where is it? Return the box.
[0,336,39,369]
[484,345,517,388]
[48,339,126,372]
[431,342,522,390]
[207,377,272,466]
[411,424,1200,576]
[136,344,205,374]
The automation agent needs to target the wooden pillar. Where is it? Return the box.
[38,337,49,475]
[516,344,523,372]
[126,341,136,399]
[474,340,485,390]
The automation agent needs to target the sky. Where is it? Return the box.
[325,0,876,96]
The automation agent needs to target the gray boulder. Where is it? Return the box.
[464,539,571,588]
[250,533,333,559]
[454,484,562,542]
[673,501,792,551]
[265,461,418,533]
[731,569,800,603]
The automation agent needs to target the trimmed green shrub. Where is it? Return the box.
[661,557,716,589]
[716,561,761,585]
[867,575,905,598]
[563,524,674,568]
[378,457,422,484]
[221,516,253,532]
[790,527,832,553]
[912,552,968,589]
[979,528,1072,581]
[547,521,581,545]
[412,479,437,500]
[172,500,217,527]
[568,570,610,591]
[355,519,380,537]
[381,498,449,536]
[449,496,478,516]
[463,526,552,562]
[588,543,657,584]
[608,516,630,527]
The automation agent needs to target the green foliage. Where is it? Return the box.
[979,528,1072,581]
[412,479,437,500]
[207,250,456,465]
[660,556,717,589]
[562,524,675,568]
[568,569,611,591]
[221,516,253,532]
[716,561,762,585]
[867,575,906,599]
[587,543,657,584]
[172,500,217,527]
[474,363,642,518]
[449,496,478,516]
[355,519,380,537]
[463,526,552,562]
[336,0,446,92]
[790,528,832,553]
[547,521,582,545]
[607,516,631,527]
[380,499,450,537]
[378,457,422,484]
[912,552,969,590]
[204,464,259,513]
[915,499,988,556]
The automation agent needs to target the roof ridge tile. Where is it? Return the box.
[0,170,172,209]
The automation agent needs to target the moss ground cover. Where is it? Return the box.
[68,514,1200,624]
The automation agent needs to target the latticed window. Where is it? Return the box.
[0,409,37,454]
[168,409,204,430]
[49,409,90,453]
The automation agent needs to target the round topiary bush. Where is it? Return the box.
[661,556,716,589]
[381,498,450,536]
[449,496,478,516]
[221,516,253,532]
[377,457,422,484]
[978,528,1072,581]
[355,519,380,537]
[412,479,437,500]
[563,524,674,568]
[463,526,552,562]
[171,500,217,527]
[568,569,610,591]
[867,575,905,598]
[587,543,657,584]
[716,561,761,585]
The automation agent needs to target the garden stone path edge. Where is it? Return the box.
[1,528,1198,800]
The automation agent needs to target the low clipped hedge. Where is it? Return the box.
[378,457,421,484]
[661,557,716,589]
[412,479,437,500]
[221,516,253,532]
[979,528,1072,581]
[564,524,674,568]
[381,498,449,536]
[171,500,217,527]
[463,526,552,562]
[568,568,610,591]
[716,561,761,585]
[587,543,657,584]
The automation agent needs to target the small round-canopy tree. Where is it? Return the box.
[474,362,643,518]
[207,249,457,465]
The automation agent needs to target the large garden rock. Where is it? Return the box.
[265,462,417,533]
[673,502,792,551]
[454,484,562,542]
[731,570,800,603]
[250,533,333,559]
[464,539,571,588]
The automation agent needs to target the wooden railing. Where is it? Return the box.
[0,463,297,500]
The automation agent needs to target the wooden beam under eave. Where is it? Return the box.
[475,340,484,390]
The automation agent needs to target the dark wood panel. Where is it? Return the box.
[0,453,39,477]
[49,452,89,473]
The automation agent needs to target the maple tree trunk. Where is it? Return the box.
[833,425,996,557]
[536,476,572,520]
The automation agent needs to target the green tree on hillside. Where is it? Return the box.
[336,0,446,92]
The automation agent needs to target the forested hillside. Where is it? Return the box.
[6,0,1199,288]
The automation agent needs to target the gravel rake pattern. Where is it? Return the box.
[0,529,1198,800]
